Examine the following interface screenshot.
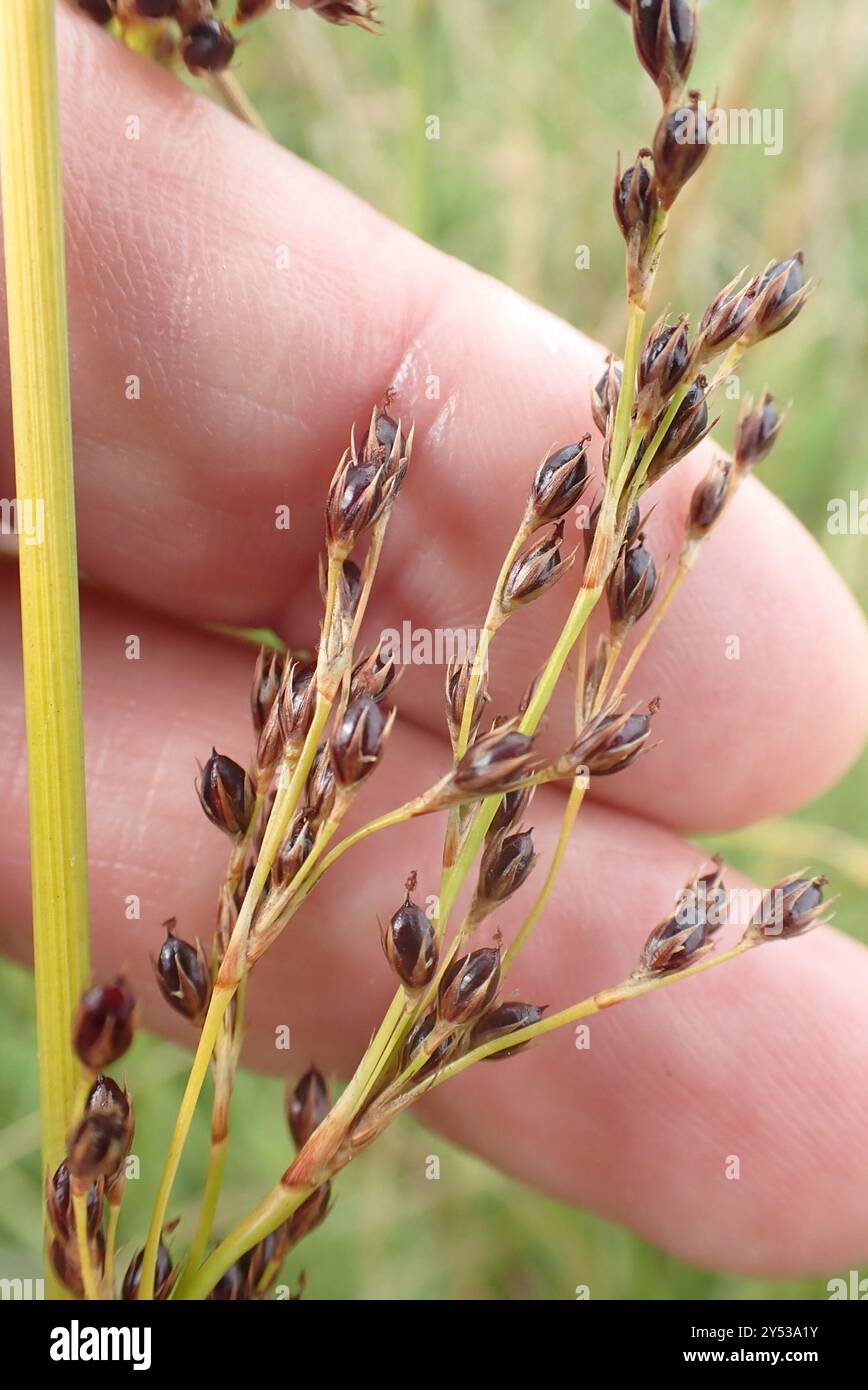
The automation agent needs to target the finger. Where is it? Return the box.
[0,577,866,1274]
[1,9,864,833]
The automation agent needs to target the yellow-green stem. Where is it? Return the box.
[429,938,757,1084]
[72,1191,101,1301]
[174,1136,228,1298]
[103,1200,121,1298]
[178,1181,315,1302]
[0,2,92,1275]
[504,782,586,973]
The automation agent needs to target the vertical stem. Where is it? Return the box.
[0,0,91,1225]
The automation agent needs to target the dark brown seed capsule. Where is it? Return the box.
[49,1238,85,1298]
[277,660,317,746]
[445,658,489,743]
[478,829,536,906]
[288,1067,331,1150]
[652,91,712,206]
[73,977,137,1070]
[154,920,211,1027]
[529,438,591,524]
[325,452,381,555]
[67,1111,129,1184]
[613,152,656,245]
[45,1162,102,1244]
[454,726,535,794]
[568,708,655,778]
[606,536,658,630]
[86,1073,129,1119]
[287,1182,331,1243]
[749,252,809,341]
[687,457,734,539]
[271,812,315,888]
[384,894,438,989]
[633,0,697,98]
[696,278,757,359]
[640,913,711,974]
[753,873,830,940]
[197,751,255,837]
[638,318,690,403]
[350,643,400,703]
[306,744,336,820]
[503,523,575,610]
[649,377,711,475]
[241,1230,282,1297]
[250,646,286,735]
[122,1242,174,1301]
[329,694,389,788]
[181,20,236,74]
[339,559,363,617]
[470,1001,547,1059]
[438,948,501,1026]
[208,1261,248,1300]
[75,0,115,21]
[734,391,783,469]
[591,360,623,436]
[488,784,534,838]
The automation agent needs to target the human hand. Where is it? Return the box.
[2,9,867,1276]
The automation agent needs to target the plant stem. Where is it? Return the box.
[177,1181,315,1302]
[504,781,586,974]
[427,938,758,1084]
[72,1191,100,1301]
[209,71,270,137]
[0,0,92,1256]
[174,1136,227,1298]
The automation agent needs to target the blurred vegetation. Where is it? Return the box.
[1,0,866,1300]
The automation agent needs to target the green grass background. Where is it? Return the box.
[1,0,866,1299]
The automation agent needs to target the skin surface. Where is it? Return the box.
[1,8,868,1276]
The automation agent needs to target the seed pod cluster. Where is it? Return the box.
[153,919,212,1027]
[325,408,411,560]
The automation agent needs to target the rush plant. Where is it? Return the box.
[19,0,832,1300]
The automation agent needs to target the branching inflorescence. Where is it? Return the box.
[54,0,832,1300]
